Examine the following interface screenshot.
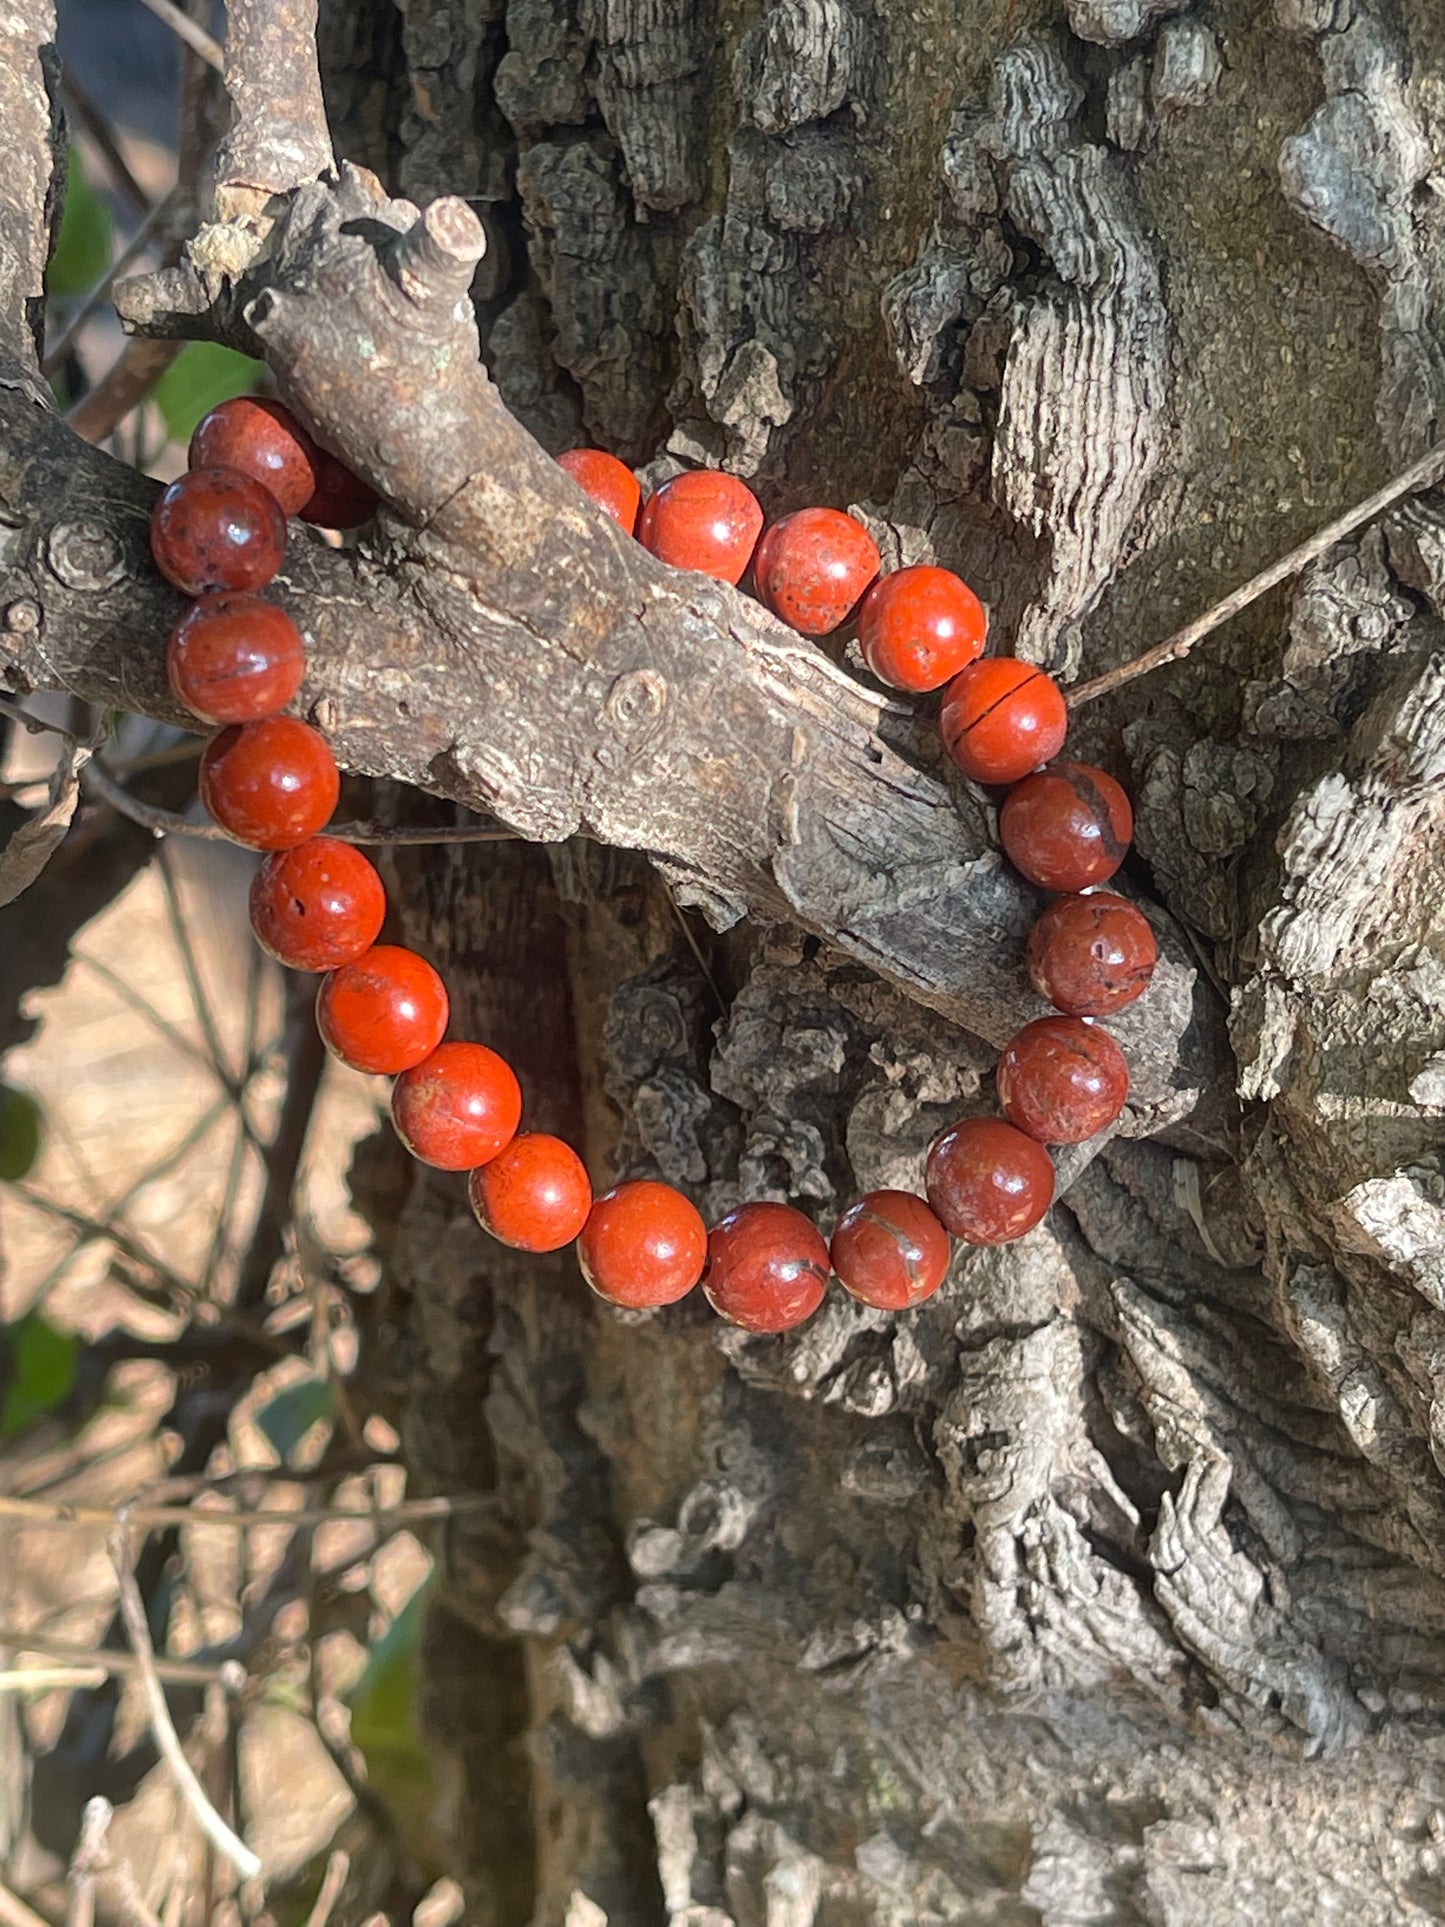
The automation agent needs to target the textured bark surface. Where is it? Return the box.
[8,0,1445,1918]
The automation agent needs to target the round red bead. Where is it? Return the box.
[391,1040,522,1171]
[317,944,449,1075]
[940,658,1068,786]
[469,1133,592,1252]
[857,566,987,692]
[702,1201,830,1333]
[199,718,339,851]
[578,1180,707,1308]
[996,1016,1130,1144]
[249,835,386,971]
[189,398,319,517]
[1026,892,1157,1017]
[299,449,378,530]
[558,448,642,535]
[167,593,306,724]
[925,1116,1054,1246]
[752,507,880,637]
[637,470,763,584]
[151,466,289,596]
[829,1189,951,1311]
[999,762,1133,892]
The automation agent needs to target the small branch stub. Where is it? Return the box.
[392,197,487,311]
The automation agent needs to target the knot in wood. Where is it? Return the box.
[597,669,669,767]
[47,520,126,592]
[4,597,40,634]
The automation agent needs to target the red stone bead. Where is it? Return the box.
[317,944,449,1075]
[167,593,306,724]
[999,762,1133,892]
[249,835,386,971]
[469,1133,592,1252]
[199,718,339,851]
[996,1016,1130,1144]
[150,466,289,596]
[940,658,1068,786]
[857,566,988,692]
[637,470,764,584]
[577,1180,708,1308]
[702,1201,830,1333]
[299,449,378,530]
[391,1040,522,1171]
[752,507,880,637]
[189,398,320,517]
[829,1189,951,1312]
[925,1116,1054,1246]
[558,448,641,535]
[1026,892,1157,1017]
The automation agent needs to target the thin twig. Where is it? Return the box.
[0,1880,51,1927]
[303,1852,349,1927]
[82,757,518,844]
[2,1492,477,1530]
[67,339,184,445]
[43,189,180,378]
[0,696,76,740]
[0,1628,239,1687]
[157,840,238,1087]
[0,1666,108,1693]
[109,1522,264,1884]
[1068,437,1445,708]
[134,0,224,71]
[61,76,155,216]
[66,1798,112,1927]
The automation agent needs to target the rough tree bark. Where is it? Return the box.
[5,0,1445,1919]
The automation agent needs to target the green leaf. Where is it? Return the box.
[255,1376,334,1463]
[348,1582,438,1860]
[47,149,112,298]
[153,343,265,445]
[0,1085,42,1181]
[1,1312,78,1439]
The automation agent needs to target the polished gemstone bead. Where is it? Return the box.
[1000,762,1133,892]
[925,1116,1054,1245]
[316,944,449,1075]
[190,397,319,517]
[637,470,764,584]
[829,1189,951,1311]
[198,718,339,850]
[857,565,987,692]
[702,1201,830,1332]
[249,836,386,971]
[167,592,305,724]
[558,447,642,535]
[1026,892,1157,1017]
[939,657,1069,785]
[299,448,378,529]
[578,1179,708,1308]
[391,1041,522,1171]
[752,507,880,636]
[996,1016,1130,1143]
[151,466,288,596]
[469,1133,592,1252]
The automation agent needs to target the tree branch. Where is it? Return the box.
[212,0,333,218]
[5,175,1218,1136]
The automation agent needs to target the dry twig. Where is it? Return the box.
[0,1882,50,1927]
[303,1851,350,1927]
[1068,437,1445,707]
[109,1522,264,1884]
[134,0,223,71]
[2,1491,475,1530]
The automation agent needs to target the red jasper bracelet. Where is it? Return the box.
[148,395,1158,1336]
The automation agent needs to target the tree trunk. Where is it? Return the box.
[12,0,1445,1917]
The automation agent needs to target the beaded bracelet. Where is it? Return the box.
[148,395,1159,1335]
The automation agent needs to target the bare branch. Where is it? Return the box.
[109,1524,264,1885]
[66,340,183,444]
[135,0,223,70]
[0,1627,239,1687]
[0,1880,51,1927]
[303,1852,349,1927]
[213,0,334,219]
[1069,438,1445,708]
[0,1,57,371]
[0,1491,479,1530]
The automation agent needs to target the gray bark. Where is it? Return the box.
[7,0,1445,1918]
